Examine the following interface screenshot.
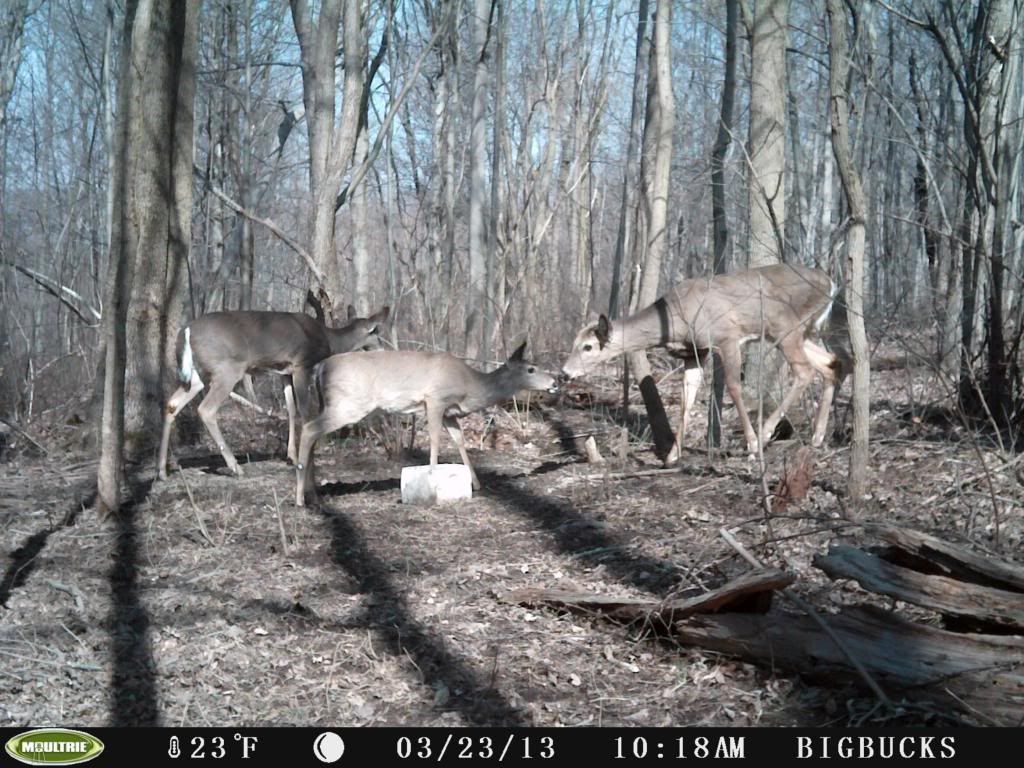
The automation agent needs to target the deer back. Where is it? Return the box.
[181,312,331,378]
[666,264,834,348]
[317,350,479,414]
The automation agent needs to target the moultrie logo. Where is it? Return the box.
[4,728,105,766]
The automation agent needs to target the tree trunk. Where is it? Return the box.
[466,0,493,362]
[291,0,365,316]
[608,0,649,322]
[743,0,789,434]
[122,0,199,454]
[708,0,738,449]
[628,0,675,461]
[98,0,200,513]
[826,0,870,500]
[747,0,788,265]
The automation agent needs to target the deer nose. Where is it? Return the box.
[557,371,572,385]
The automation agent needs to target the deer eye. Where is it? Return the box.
[582,344,592,352]
[527,366,536,374]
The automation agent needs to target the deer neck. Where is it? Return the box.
[457,366,518,414]
[612,301,670,355]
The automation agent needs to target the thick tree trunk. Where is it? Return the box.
[98,0,199,513]
[123,0,199,454]
[628,0,675,461]
[743,0,789,435]
[747,0,788,265]
[466,0,493,362]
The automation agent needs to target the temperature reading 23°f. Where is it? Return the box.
[612,736,745,760]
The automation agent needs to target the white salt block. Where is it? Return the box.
[400,464,473,505]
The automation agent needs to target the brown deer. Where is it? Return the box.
[158,306,390,480]
[561,264,847,460]
[295,341,559,506]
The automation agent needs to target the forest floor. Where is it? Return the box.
[2,332,1022,729]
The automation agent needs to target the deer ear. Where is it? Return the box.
[374,306,391,323]
[596,315,611,348]
[510,341,527,362]
[347,304,357,320]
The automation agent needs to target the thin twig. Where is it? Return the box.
[180,473,215,546]
[273,487,290,556]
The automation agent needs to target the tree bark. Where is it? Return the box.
[98,0,200,513]
[708,0,738,448]
[123,0,199,453]
[466,0,493,361]
[627,0,675,461]
[747,0,788,265]
[826,0,870,500]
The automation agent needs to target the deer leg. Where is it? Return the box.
[804,340,840,447]
[424,403,445,468]
[197,375,245,476]
[283,379,298,463]
[157,373,205,480]
[443,415,480,489]
[295,404,366,507]
[719,340,760,455]
[760,338,816,446]
[285,367,315,465]
[665,362,703,466]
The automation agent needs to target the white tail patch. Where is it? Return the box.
[813,279,838,332]
[179,326,195,383]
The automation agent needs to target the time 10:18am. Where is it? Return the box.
[613,736,746,760]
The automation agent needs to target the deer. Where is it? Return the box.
[561,263,848,461]
[295,341,559,506]
[157,305,390,480]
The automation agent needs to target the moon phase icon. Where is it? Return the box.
[313,731,345,763]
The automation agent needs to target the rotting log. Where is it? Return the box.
[498,568,794,627]
[814,546,1024,632]
[870,524,1024,592]
[670,604,1024,725]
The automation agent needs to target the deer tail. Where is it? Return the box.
[177,327,195,384]
[312,359,327,412]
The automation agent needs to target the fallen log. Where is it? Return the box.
[870,524,1024,592]
[498,568,794,626]
[814,546,1024,632]
[671,603,1024,725]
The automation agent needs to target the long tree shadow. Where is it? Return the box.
[1,487,95,607]
[320,506,527,726]
[480,472,685,596]
[108,478,160,726]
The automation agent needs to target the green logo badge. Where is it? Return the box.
[4,729,105,766]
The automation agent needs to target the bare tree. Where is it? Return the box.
[747,0,788,264]
[826,0,870,499]
[708,0,739,448]
[626,0,675,460]
[98,0,200,514]
[466,0,494,361]
[290,0,364,314]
